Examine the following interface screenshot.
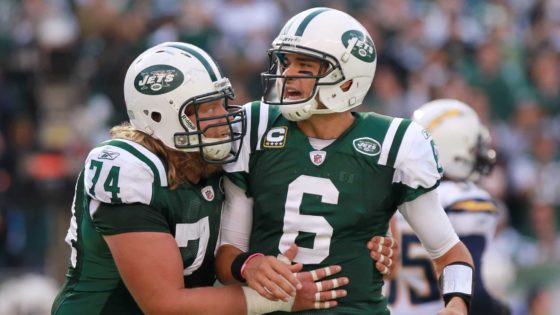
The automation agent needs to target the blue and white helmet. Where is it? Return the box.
[412,99,496,180]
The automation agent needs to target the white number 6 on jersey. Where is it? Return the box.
[279,175,337,264]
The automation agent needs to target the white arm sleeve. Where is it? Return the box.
[219,177,253,252]
[398,189,460,259]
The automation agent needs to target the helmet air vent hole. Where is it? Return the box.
[151,112,162,122]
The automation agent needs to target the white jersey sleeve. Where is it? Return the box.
[398,189,460,259]
[392,121,443,205]
[218,177,253,252]
[224,101,272,191]
[84,139,168,206]
[223,103,253,176]
[224,101,279,195]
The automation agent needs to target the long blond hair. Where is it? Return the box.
[110,123,222,189]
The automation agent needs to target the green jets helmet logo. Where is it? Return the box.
[341,30,376,63]
[135,65,184,95]
[353,137,381,156]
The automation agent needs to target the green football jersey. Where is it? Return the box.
[52,139,224,315]
[224,102,442,315]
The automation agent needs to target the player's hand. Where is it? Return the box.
[242,244,303,302]
[367,235,398,277]
[292,265,349,311]
[437,297,468,315]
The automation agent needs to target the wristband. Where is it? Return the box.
[439,262,474,310]
[241,253,265,279]
[242,286,294,315]
[232,252,263,282]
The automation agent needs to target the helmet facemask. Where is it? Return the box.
[261,47,344,121]
[175,81,246,164]
[471,129,497,180]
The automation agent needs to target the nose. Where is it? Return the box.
[213,106,231,136]
[282,64,299,77]
[214,105,228,118]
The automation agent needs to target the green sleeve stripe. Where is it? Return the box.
[295,8,330,36]
[69,170,85,270]
[267,105,281,126]
[226,172,248,192]
[254,103,281,151]
[378,117,401,166]
[249,101,262,152]
[93,202,170,235]
[387,119,412,167]
[395,181,440,205]
[255,103,269,151]
[104,139,166,187]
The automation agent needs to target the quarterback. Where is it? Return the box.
[216,7,474,315]
[51,42,348,315]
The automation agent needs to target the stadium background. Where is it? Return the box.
[0,0,559,314]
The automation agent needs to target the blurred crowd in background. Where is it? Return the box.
[0,0,559,314]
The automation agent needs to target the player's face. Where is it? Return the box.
[280,53,324,101]
[186,99,230,139]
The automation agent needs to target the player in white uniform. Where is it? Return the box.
[386,99,511,315]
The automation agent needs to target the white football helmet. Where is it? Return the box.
[412,99,496,180]
[261,7,377,121]
[124,42,246,163]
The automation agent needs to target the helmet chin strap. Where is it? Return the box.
[307,76,355,116]
[280,94,318,121]
[280,76,355,120]
[203,145,230,160]
[201,136,232,160]
[308,106,336,115]
[281,91,340,121]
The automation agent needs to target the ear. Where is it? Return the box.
[341,79,353,92]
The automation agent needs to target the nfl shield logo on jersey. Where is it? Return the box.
[310,151,326,166]
[201,186,215,202]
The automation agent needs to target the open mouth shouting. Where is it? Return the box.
[284,87,304,101]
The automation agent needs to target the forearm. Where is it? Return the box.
[142,285,246,315]
[399,190,474,314]
[105,232,247,315]
[433,242,474,314]
[216,244,245,284]
[433,241,473,277]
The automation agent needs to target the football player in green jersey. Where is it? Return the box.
[51,42,349,315]
[216,7,474,315]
